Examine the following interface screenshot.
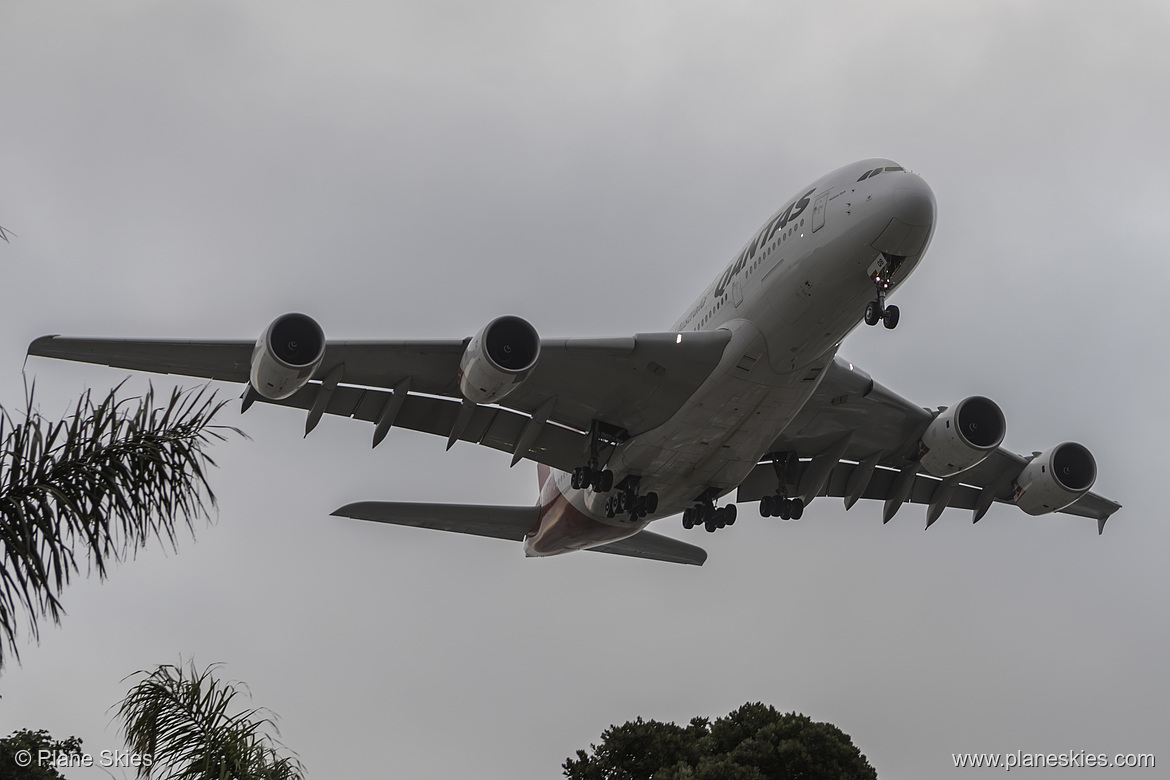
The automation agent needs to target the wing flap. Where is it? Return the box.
[265,383,588,472]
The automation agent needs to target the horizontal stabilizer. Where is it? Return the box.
[332,501,707,564]
[592,530,707,566]
[332,501,539,542]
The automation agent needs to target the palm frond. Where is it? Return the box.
[117,661,305,780]
[0,384,240,668]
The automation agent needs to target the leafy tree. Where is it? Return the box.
[117,661,304,780]
[0,385,234,669]
[0,729,82,780]
[564,702,877,780]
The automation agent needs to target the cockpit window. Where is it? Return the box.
[859,166,904,182]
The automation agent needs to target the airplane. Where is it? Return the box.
[27,159,1120,566]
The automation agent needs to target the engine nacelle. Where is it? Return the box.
[250,313,326,400]
[458,316,540,403]
[918,396,1006,477]
[1013,442,1097,515]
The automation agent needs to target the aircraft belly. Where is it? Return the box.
[611,346,837,510]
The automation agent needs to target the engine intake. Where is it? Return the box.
[1014,442,1097,515]
[250,313,326,400]
[459,316,540,403]
[918,396,1006,477]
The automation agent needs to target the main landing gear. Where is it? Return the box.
[603,477,658,522]
[573,423,622,491]
[604,490,658,521]
[759,494,803,520]
[571,421,618,492]
[758,452,803,519]
[681,492,737,533]
[864,253,903,330]
[571,465,613,492]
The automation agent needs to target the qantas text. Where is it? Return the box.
[714,188,816,297]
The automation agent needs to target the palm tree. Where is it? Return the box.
[0,384,236,668]
[117,661,304,780]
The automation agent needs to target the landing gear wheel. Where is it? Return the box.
[598,470,614,492]
[882,305,900,330]
[571,467,584,490]
[604,496,616,518]
[682,507,695,529]
[760,495,773,517]
[790,498,804,520]
[864,300,881,326]
[779,499,792,520]
[704,516,717,532]
[724,504,737,525]
[643,492,658,514]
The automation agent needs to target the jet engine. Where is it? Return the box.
[458,316,540,403]
[918,396,1006,477]
[249,313,326,400]
[1013,442,1097,515]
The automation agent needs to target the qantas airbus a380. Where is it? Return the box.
[28,159,1120,565]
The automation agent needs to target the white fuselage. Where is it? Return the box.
[526,159,936,556]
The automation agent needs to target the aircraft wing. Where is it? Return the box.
[28,331,732,472]
[737,356,1122,531]
[332,501,707,565]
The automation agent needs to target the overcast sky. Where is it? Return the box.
[1,1,1167,777]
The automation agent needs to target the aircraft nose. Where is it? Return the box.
[893,173,935,228]
[872,173,935,257]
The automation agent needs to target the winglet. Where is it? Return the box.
[26,335,62,357]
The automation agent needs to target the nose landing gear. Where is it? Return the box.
[864,253,903,330]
